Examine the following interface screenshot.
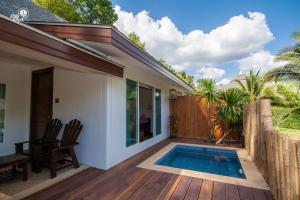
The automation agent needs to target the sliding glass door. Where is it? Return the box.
[126,79,162,147]
[126,80,138,147]
[155,89,161,135]
[139,84,154,142]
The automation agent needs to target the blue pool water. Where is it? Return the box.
[155,145,246,179]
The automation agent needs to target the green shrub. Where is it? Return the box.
[263,87,287,106]
[272,106,300,129]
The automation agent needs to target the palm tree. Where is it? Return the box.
[215,88,246,144]
[196,79,219,141]
[235,70,265,103]
[265,32,300,82]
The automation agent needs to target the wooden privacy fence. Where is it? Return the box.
[170,96,239,140]
[243,99,300,200]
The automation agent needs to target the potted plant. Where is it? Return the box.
[169,114,177,138]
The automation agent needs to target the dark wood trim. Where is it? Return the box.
[30,24,112,43]
[28,23,193,92]
[0,17,123,77]
[29,67,54,145]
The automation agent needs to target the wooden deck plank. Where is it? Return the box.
[184,178,202,200]
[110,170,156,200]
[170,176,192,200]
[198,179,213,200]
[225,184,240,200]
[251,188,268,200]
[237,185,254,200]
[212,182,226,200]
[22,167,104,200]
[264,191,274,200]
[128,172,172,200]
[74,167,150,200]
[22,138,270,200]
[156,174,181,200]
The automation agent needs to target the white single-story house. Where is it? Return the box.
[0,13,193,170]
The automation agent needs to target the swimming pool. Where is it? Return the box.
[155,145,246,179]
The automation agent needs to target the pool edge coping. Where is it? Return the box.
[137,142,270,190]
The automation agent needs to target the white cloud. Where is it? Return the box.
[195,67,225,80]
[114,6,274,77]
[238,50,287,74]
[217,78,231,86]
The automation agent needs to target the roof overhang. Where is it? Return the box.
[0,15,123,77]
[28,22,194,93]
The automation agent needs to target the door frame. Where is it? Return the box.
[29,67,54,143]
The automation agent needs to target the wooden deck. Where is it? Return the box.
[23,138,273,200]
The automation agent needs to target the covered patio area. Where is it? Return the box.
[0,14,124,197]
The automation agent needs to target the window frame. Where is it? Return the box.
[126,79,162,147]
[0,83,6,143]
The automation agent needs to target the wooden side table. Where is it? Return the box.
[0,154,29,181]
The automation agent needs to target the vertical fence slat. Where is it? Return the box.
[243,99,300,200]
[171,96,241,140]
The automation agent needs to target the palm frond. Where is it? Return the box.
[264,64,300,82]
[235,70,264,102]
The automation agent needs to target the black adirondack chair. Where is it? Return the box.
[15,118,63,171]
[36,119,83,178]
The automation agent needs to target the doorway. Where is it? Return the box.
[139,84,153,142]
[30,68,53,143]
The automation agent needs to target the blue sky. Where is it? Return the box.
[111,0,300,83]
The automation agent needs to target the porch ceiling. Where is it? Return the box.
[28,22,194,93]
[0,15,124,77]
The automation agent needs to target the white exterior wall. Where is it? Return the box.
[106,67,171,168]
[52,68,108,169]
[0,61,179,170]
[0,63,31,156]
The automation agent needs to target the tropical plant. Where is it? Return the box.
[215,88,247,144]
[34,0,118,25]
[128,32,146,50]
[262,86,287,106]
[169,114,177,138]
[235,70,265,103]
[196,79,219,141]
[272,107,300,129]
[262,83,300,107]
[265,32,300,82]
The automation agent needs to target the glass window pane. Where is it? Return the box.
[139,84,154,142]
[126,79,138,147]
[155,89,161,135]
[0,84,5,143]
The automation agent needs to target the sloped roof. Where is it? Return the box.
[0,0,64,22]
[217,73,246,90]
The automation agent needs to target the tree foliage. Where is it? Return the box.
[128,32,146,50]
[33,0,118,25]
[235,70,265,103]
[158,59,195,88]
[263,83,300,107]
[272,107,300,129]
[216,88,246,125]
[196,78,219,142]
[159,59,177,74]
[196,79,218,119]
[265,32,300,82]
[33,0,80,22]
[177,71,194,87]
